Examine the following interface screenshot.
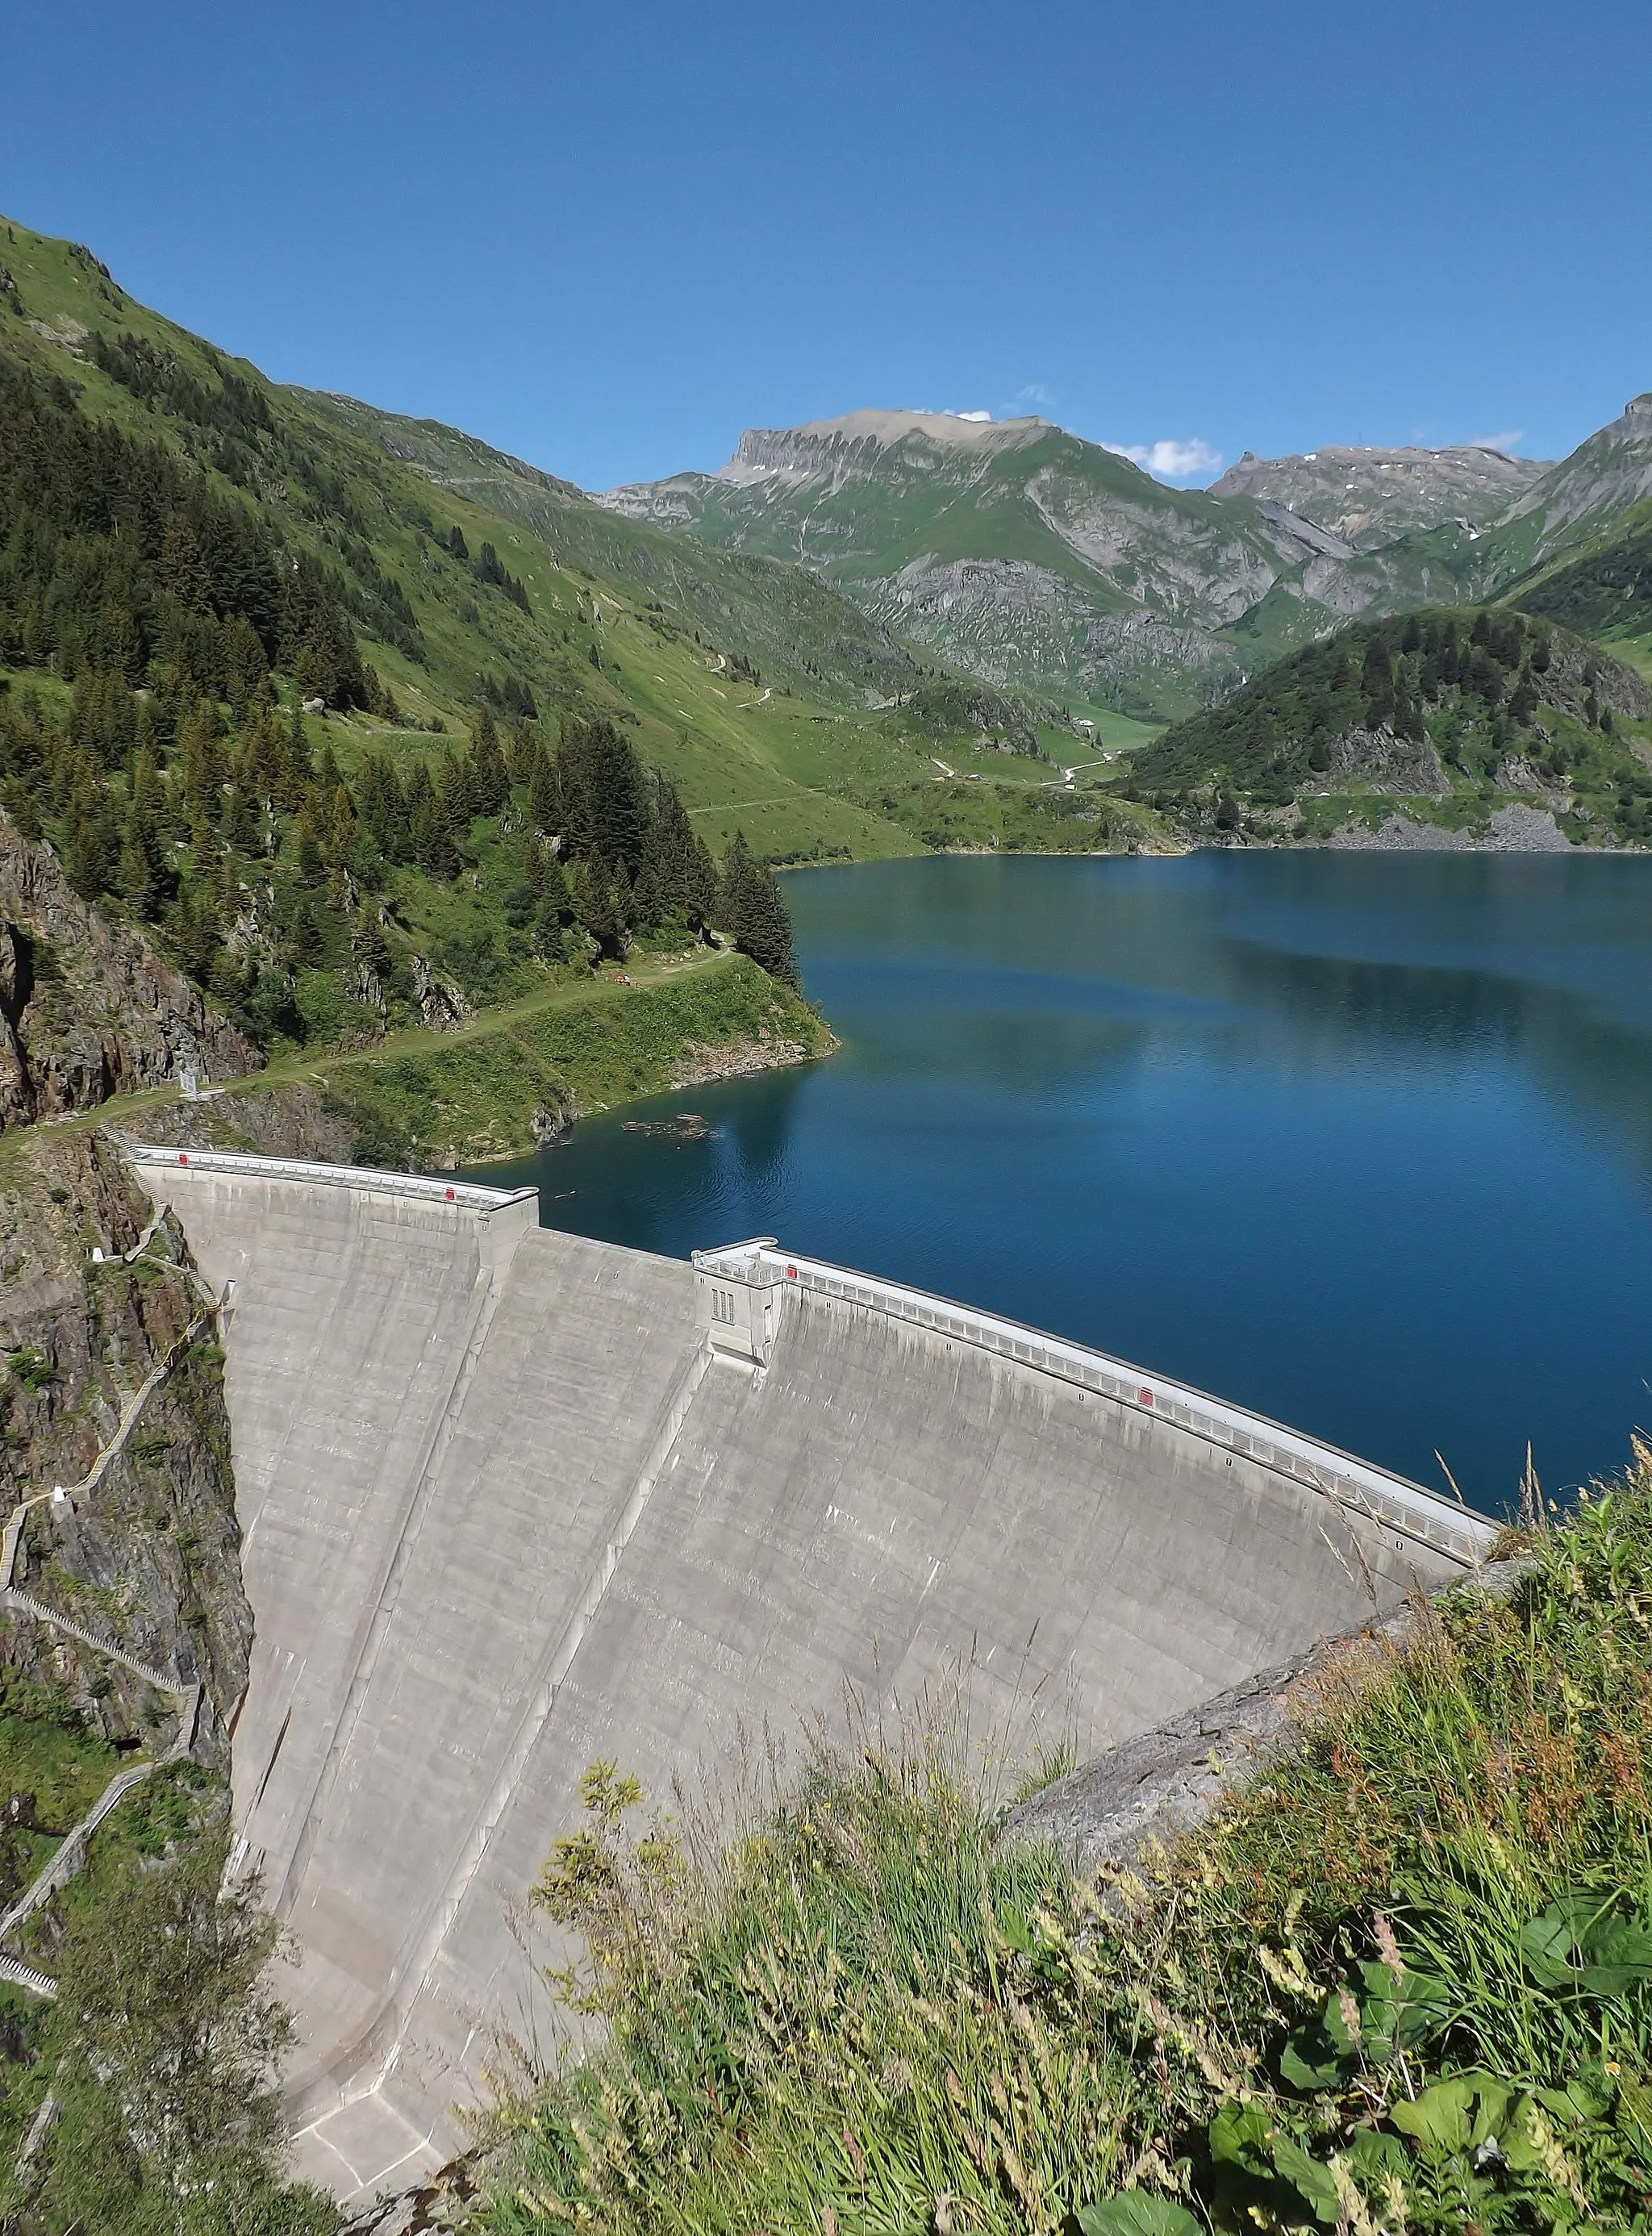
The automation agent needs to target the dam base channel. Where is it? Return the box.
[127,1146,1491,2202]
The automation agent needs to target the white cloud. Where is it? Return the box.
[1465,429,1523,453]
[951,409,994,422]
[1103,436,1224,482]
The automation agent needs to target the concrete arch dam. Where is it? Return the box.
[125,1146,1491,2201]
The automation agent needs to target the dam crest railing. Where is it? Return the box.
[124,1145,536,1216]
[122,1150,1489,1566]
[695,1241,1494,1566]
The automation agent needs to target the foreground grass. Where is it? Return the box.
[476,1467,1652,2234]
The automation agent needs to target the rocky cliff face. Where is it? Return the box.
[718,411,1052,486]
[1211,444,1549,549]
[120,1078,360,1162]
[0,811,261,1131]
[0,1132,252,1767]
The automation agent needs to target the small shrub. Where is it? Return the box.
[6,1348,53,1393]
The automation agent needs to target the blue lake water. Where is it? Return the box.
[473,851,1652,1516]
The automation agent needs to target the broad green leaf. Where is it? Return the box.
[1388,2073,1474,2154]
[1520,1891,1619,1988]
[1617,2074,1652,2159]
[1500,2095,1548,2176]
[1280,2021,1346,2092]
[1208,2098,1274,2177]
[1538,2071,1612,2124]
[1467,2075,1516,2148]
[1269,2134,1341,2226]
[1577,1918,1652,1995]
[1076,2197,1202,2236]
[1354,1959,1451,2051]
[1325,1989,1362,2059]
[1345,2129,1408,2183]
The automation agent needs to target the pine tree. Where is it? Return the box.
[215,850,243,933]
[294,814,324,886]
[631,853,665,934]
[287,895,325,967]
[177,699,224,851]
[158,513,215,616]
[411,779,459,880]
[117,794,164,917]
[573,858,624,957]
[560,719,649,870]
[223,771,260,854]
[439,745,478,838]
[528,743,561,835]
[356,753,407,861]
[164,882,223,986]
[719,832,799,987]
[532,902,568,963]
[470,707,510,816]
[281,704,312,811]
[611,857,635,933]
[353,901,390,980]
[326,783,356,859]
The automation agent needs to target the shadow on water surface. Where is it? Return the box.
[475,853,1652,1516]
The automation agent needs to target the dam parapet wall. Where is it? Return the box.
[122,1147,1494,2204]
[693,1240,1485,1566]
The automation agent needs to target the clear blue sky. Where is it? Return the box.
[6,0,1650,491]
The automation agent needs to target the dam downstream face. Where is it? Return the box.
[131,1150,1486,2202]
[478,850,1652,1508]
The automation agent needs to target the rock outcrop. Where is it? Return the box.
[1007,1558,1525,1882]
[1320,725,1446,795]
[0,810,261,1128]
[1211,444,1548,549]
[0,1132,252,1766]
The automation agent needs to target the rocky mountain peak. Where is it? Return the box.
[716,410,1051,487]
[1210,443,1550,550]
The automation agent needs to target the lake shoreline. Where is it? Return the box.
[479,850,1652,1510]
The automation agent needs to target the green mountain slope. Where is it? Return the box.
[1502,499,1652,683]
[602,410,1302,716]
[0,212,1177,1152]
[1124,605,1652,847]
[0,216,1127,874]
[1442,394,1652,596]
[0,219,845,1133]
[599,411,1586,720]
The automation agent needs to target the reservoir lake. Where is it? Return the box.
[473,851,1652,1516]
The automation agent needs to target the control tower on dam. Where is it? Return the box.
[125,1145,1492,2202]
